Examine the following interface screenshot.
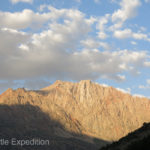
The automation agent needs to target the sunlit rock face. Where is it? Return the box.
[1,80,150,144]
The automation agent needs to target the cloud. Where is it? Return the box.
[96,0,143,40]
[97,32,108,39]
[0,79,50,93]
[99,83,109,87]
[0,80,16,92]
[0,7,90,30]
[138,85,146,89]
[144,61,150,67]
[111,0,141,29]
[0,26,149,82]
[0,9,51,30]
[23,79,51,90]
[96,14,110,39]
[116,87,130,94]
[114,28,150,41]
[138,79,150,90]
[0,8,94,80]
[114,28,132,39]
[145,0,150,3]
[133,94,146,98]
[75,0,81,2]
[147,79,150,85]
[131,41,137,45]
[81,38,110,50]
[11,0,33,4]
[0,27,30,57]
[116,74,126,81]
[94,0,101,3]
[139,85,149,90]
[0,6,150,91]
[19,44,29,51]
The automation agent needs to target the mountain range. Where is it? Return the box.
[0,80,150,149]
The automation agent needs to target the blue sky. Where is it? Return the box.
[0,0,150,97]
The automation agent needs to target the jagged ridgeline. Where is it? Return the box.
[0,80,150,149]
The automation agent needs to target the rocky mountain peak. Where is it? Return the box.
[0,80,150,148]
[5,88,13,92]
[54,80,65,85]
[79,80,92,85]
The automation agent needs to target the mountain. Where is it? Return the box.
[0,104,98,150]
[0,80,150,149]
[100,122,150,150]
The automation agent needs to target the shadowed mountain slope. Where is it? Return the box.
[100,122,150,150]
[0,104,102,150]
[0,80,150,149]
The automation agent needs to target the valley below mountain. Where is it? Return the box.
[0,80,150,149]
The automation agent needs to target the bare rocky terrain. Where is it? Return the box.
[100,122,150,150]
[0,80,150,149]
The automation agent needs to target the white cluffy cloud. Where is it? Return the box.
[0,9,50,29]
[0,5,150,89]
[147,79,150,85]
[96,14,110,39]
[11,0,33,4]
[81,38,110,50]
[111,0,141,29]
[138,79,150,90]
[0,6,96,30]
[114,28,150,41]
[131,41,137,45]
[133,94,146,98]
[96,0,143,41]
[116,87,131,94]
